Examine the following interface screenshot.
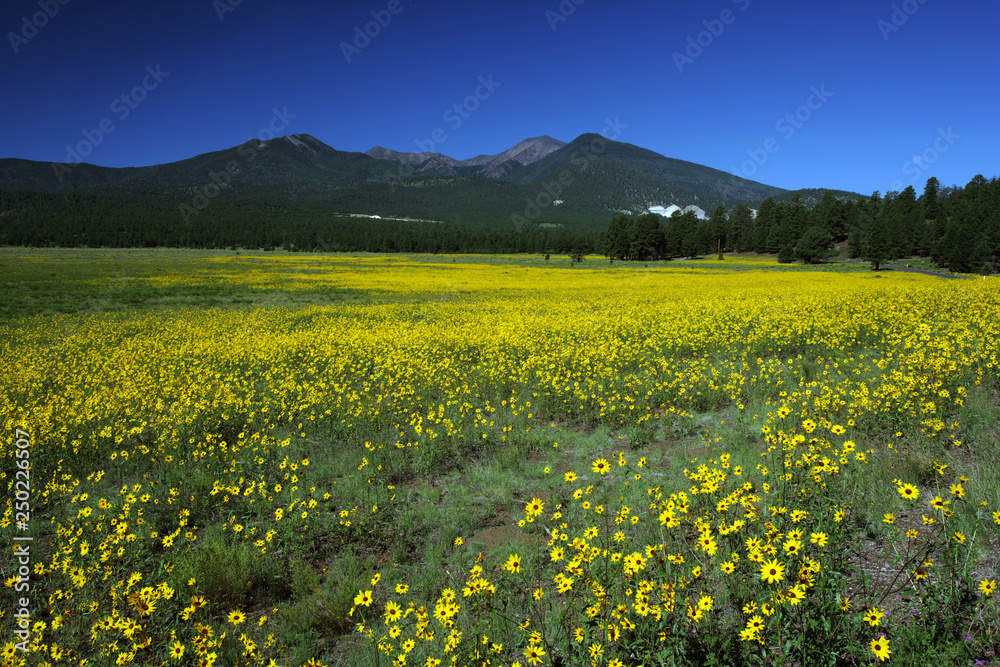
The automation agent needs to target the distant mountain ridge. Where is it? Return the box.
[365,146,463,167]
[365,135,566,179]
[0,133,860,229]
[0,134,398,196]
[470,135,566,178]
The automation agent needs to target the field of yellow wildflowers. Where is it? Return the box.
[2,248,999,666]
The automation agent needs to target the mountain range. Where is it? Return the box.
[0,133,860,228]
[366,135,567,179]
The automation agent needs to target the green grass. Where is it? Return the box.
[0,247,368,318]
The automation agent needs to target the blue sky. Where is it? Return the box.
[2,0,997,195]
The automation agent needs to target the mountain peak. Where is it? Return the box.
[570,132,603,143]
[365,136,566,178]
[476,135,565,178]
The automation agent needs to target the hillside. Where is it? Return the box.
[0,135,399,197]
[506,134,789,210]
[0,133,863,239]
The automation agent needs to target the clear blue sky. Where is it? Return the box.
[2,0,997,195]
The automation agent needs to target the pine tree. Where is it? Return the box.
[765,201,790,253]
[632,213,663,261]
[662,211,683,258]
[893,186,921,256]
[971,239,992,275]
[777,244,796,263]
[920,176,940,223]
[728,203,753,252]
[863,215,891,271]
[940,198,976,272]
[605,214,632,261]
[675,211,700,258]
[794,226,835,264]
[708,205,727,256]
[753,198,777,253]
[809,191,837,237]
[948,243,970,274]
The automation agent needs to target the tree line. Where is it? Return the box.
[0,190,602,255]
[601,174,1000,272]
[3,173,998,269]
